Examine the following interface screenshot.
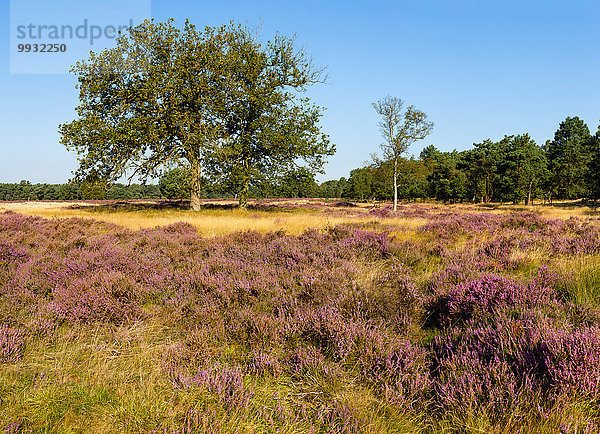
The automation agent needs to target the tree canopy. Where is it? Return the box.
[545,116,592,200]
[59,19,334,209]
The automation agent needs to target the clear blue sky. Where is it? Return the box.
[2,0,599,183]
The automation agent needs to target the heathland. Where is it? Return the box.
[1,199,600,433]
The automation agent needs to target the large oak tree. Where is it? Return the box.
[59,19,334,209]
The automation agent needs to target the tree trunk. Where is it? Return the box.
[190,160,202,211]
[238,179,249,209]
[393,157,398,212]
[526,180,533,206]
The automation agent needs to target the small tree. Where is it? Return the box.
[277,167,318,198]
[372,96,433,211]
[159,167,192,200]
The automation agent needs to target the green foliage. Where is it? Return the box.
[465,140,500,203]
[79,172,108,200]
[423,148,468,202]
[494,134,547,204]
[206,26,335,208]
[335,131,551,204]
[0,182,164,201]
[396,157,430,200]
[344,167,373,200]
[318,178,346,199]
[0,181,36,201]
[158,168,192,200]
[56,183,82,200]
[276,167,319,198]
[586,127,600,200]
[372,96,433,209]
[60,19,334,209]
[546,116,592,199]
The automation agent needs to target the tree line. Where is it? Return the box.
[0,181,161,201]
[0,170,320,201]
[10,114,598,204]
[47,19,600,207]
[333,116,600,204]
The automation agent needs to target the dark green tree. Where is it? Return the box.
[396,157,430,200]
[545,116,592,200]
[159,167,192,200]
[56,183,82,200]
[587,125,600,200]
[105,185,134,200]
[501,134,547,205]
[277,167,318,198]
[423,148,468,202]
[318,180,341,198]
[466,139,501,203]
[345,167,373,200]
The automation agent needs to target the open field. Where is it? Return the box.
[2,200,600,432]
[2,198,599,236]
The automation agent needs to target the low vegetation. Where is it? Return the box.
[1,202,600,432]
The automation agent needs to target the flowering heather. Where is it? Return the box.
[317,400,369,433]
[358,334,430,409]
[188,363,253,410]
[425,272,556,327]
[430,314,600,416]
[247,350,282,376]
[3,206,600,431]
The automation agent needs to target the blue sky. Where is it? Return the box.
[2,0,599,183]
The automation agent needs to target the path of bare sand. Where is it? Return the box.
[0,201,94,210]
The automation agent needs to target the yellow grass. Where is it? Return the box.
[1,199,596,238]
[463,201,599,220]
[2,204,424,237]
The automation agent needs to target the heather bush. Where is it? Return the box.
[247,350,282,376]
[0,240,29,264]
[3,207,600,431]
[50,271,141,324]
[541,324,600,400]
[429,315,600,419]
[294,304,359,362]
[358,333,430,409]
[358,261,420,325]
[285,345,329,378]
[188,363,254,411]
[429,317,545,418]
[425,273,555,328]
[317,400,369,433]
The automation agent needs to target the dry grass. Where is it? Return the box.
[1,319,171,432]
[548,254,600,305]
[467,201,600,220]
[2,204,426,237]
[2,199,596,237]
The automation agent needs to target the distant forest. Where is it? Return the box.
[335,116,600,204]
[3,116,599,204]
